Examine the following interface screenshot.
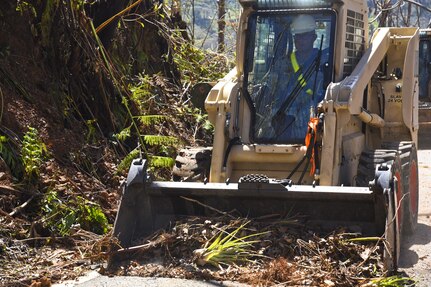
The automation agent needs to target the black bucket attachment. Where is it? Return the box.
[113,159,388,249]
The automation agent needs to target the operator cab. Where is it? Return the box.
[243,10,336,144]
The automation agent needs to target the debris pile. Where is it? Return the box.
[107,216,388,286]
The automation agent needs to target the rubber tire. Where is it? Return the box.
[357,142,419,234]
[383,142,419,235]
[172,147,212,182]
[358,149,403,272]
[384,154,403,273]
[356,142,419,271]
[356,149,398,187]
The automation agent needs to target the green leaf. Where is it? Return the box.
[117,149,140,174]
[135,115,169,126]
[114,126,132,142]
[195,221,269,267]
[149,155,175,168]
[143,135,178,146]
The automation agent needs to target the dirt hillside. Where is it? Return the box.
[0,2,124,285]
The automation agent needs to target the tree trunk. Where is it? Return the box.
[217,0,225,53]
[85,0,127,48]
[406,3,412,26]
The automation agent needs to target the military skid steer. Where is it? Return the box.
[113,0,419,271]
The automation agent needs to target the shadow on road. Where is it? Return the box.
[398,222,431,268]
[418,139,431,150]
[418,127,431,149]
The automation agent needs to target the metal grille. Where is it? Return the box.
[343,9,365,76]
[239,174,270,183]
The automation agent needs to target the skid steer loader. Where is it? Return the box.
[113,0,419,271]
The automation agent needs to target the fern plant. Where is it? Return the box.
[170,34,231,83]
[42,190,109,236]
[116,148,140,174]
[113,125,131,142]
[143,135,178,147]
[21,127,48,180]
[149,155,175,169]
[85,119,97,143]
[135,115,167,126]
[143,133,178,172]
[42,190,75,236]
[129,73,154,111]
[77,197,109,235]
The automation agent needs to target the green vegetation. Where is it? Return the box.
[0,134,22,178]
[116,148,140,174]
[15,1,36,17]
[78,201,109,235]
[194,221,268,268]
[366,275,416,287]
[42,190,109,236]
[172,40,229,82]
[21,127,48,180]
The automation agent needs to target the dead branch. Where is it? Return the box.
[9,194,36,217]
[0,185,22,194]
[402,0,431,13]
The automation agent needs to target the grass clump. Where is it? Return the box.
[364,275,416,287]
[193,221,268,269]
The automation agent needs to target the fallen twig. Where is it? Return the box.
[9,194,36,217]
[0,185,22,194]
[111,241,156,255]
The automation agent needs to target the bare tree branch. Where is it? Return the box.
[402,0,431,13]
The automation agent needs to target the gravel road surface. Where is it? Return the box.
[398,145,431,286]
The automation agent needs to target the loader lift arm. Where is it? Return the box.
[325,28,392,124]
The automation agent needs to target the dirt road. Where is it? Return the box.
[398,143,431,286]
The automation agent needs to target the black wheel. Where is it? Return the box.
[172,147,212,182]
[357,142,419,235]
[356,149,398,187]
[357,146,405,272]
[383,142,419,234]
